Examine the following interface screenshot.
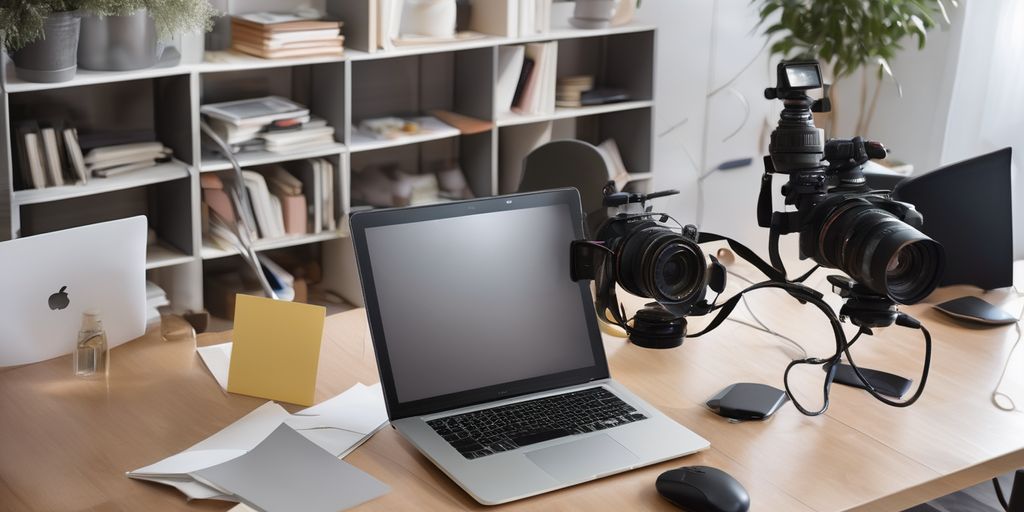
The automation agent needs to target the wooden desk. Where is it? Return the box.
[2,260,1023,511]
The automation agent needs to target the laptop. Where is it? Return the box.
[0,216,147,367]
[349,189,709,505]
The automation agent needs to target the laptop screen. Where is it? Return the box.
[352,190,608,419]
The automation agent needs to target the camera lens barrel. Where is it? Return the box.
[615,223,707,307]
[813,197,945,304]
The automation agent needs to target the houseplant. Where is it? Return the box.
[76,0,216,71]
[1,2,83,83]
[757,0,953,135]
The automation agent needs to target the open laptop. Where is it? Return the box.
[0,216,147,367]
[349,189,708,505]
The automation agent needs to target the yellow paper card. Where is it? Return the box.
[227,294,326,406]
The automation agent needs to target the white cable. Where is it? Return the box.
[723,269,809,359]
[992,301,1024,412]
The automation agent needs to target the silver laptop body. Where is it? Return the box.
[0,216,147,366]
[349,190,708,505]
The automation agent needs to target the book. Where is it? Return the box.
[232,34,345,50]
[497,46,526,112]
[241,170,286,239]
[23,132,46,190]
[84,142,166,166]
[285,159,323,234]
[201,96,310,128]
[511,58,535,109]
[232,14,342,33]
[14,121,44,189]
[92,159,156,178]
[231,25,342,43]
[321,159,335,231]
[63,127,88,184]
[231,43,344,59]
[262,165,304,197]
[40,127,65,187]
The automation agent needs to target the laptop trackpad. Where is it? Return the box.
[525,434,639,483]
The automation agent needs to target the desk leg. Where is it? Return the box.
[1009,470,1024,512]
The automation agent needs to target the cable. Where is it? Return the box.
[842,316,932,408]
[200,121,278,300]
[992,302,1024,412]
[994,476,1010,511]
[725,269,808,358]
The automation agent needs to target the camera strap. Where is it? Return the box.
[698,231,787,283]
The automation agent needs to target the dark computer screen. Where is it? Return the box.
[363,203,598,404]
[893,147,1013,290]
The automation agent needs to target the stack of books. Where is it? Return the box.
[231,12,344,59]
[556,75,629,108]
[201,158,336,251]
[12,121,169,189]
[85,142,173,178]
[556,75,594,108]
[201,96,336,154]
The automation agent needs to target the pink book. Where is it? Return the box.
[280,194,308,235]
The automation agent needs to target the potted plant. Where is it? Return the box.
[1,2,83,83]
[757,0,953,135]
[76,0,216,71]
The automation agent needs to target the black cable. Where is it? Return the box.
[994,477,1010,511]
[842,315,931,407]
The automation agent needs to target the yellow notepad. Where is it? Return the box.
[227,294,326,406]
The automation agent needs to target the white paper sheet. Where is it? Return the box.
[197,342,233,391]
[128,383,390,503]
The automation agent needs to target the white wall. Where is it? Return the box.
[637,0,998,261]
[636,0,778,250]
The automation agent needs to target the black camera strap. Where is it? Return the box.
[698,231,786,283]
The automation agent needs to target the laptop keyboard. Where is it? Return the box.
[427,387,648,460]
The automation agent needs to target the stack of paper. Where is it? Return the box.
[128,382,390,505]
[85,142,173,178]
[145,281,169,325]
[231,12,345,59]
[201,96,339,155]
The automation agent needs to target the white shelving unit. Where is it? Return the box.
[0,5,656,313]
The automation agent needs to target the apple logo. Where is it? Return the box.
[48,286,70,311]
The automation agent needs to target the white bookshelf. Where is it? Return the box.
[0,4,656,313]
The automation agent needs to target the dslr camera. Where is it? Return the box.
[760,60,945,316]
[570,184,725,348]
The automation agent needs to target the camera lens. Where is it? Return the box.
[816,198,944,304]
[616,225,707,304]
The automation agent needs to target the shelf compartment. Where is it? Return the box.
[146,242,194,269]
[496,100,652,127]
[13,160,191,206]
[349,117,461,153]
[200,143,348,172]
[201,230,345,260]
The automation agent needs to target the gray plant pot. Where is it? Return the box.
[571,0,618,29]
[78,9,159,71]
[10,11,81,83]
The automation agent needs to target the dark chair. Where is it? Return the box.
[517,140,613,235]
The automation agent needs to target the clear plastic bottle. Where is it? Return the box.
[73,310,108,377]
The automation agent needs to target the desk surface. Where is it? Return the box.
[1,260,1023,512]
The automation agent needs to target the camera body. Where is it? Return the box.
[760,60,945,306]
[570,184,724,348]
